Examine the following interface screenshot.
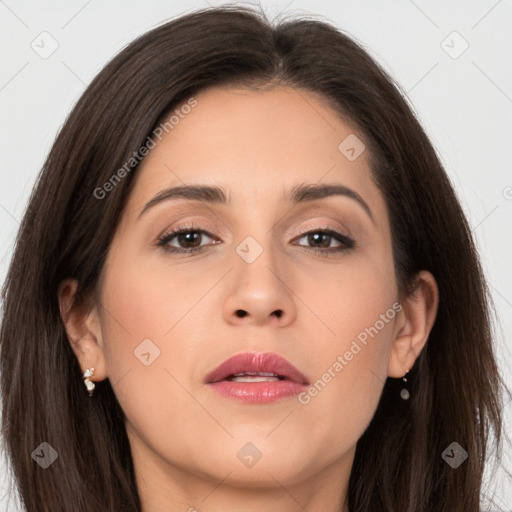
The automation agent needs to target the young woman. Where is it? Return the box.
[0,5,506,511]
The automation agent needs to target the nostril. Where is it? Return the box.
[235,310,247,318]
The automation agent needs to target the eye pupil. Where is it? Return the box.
[308,232,330,248]
[178,231,201,247]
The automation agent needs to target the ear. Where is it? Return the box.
[58,278,108,382]
[387,270,439,378]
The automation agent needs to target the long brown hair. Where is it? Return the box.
[0,5,506,511]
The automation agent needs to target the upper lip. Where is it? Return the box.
[205,351,309,385]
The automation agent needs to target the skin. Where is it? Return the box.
[59,85,438,512]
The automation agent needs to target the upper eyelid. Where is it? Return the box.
[159,223,354,248]
[160,212,354,234]
[150,202,363,230]
[160,222,351,238]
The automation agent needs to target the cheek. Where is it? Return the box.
[99,246,213,366]
[304,248,398,348]
[97,248,223,453]
[294,315,395,472]
[293,256,397,448]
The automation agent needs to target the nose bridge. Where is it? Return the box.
[233,228,283,293]
[222,223,297,326]
[231,197,279,271]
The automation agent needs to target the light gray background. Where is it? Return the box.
[0,0,511,510]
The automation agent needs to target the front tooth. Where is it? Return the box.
[232,372,278,377]
[231,376,281,383]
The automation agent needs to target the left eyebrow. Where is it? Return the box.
[137,182,375,224]
[289,183,375,224]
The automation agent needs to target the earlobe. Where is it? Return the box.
[387,270,439,378]
[57,278,108,382]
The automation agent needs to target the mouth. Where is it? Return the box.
[205,351,309,403]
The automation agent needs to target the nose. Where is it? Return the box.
[222,241,297,327]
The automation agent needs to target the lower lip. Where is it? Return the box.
[207,380,307,403]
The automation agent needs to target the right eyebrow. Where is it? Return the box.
[138,185,230,220]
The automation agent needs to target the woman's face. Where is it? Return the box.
[82,85,409,504]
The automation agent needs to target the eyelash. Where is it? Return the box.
[156,222,355,257]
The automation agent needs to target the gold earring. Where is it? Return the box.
[83,367,95,396]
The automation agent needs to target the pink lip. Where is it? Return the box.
[205,351,309,403]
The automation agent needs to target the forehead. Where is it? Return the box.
[125,85,385,221]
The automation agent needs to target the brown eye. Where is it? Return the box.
[294,228,355,253]
[157,225,218,254]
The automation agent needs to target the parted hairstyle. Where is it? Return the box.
[0,4,506,511]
